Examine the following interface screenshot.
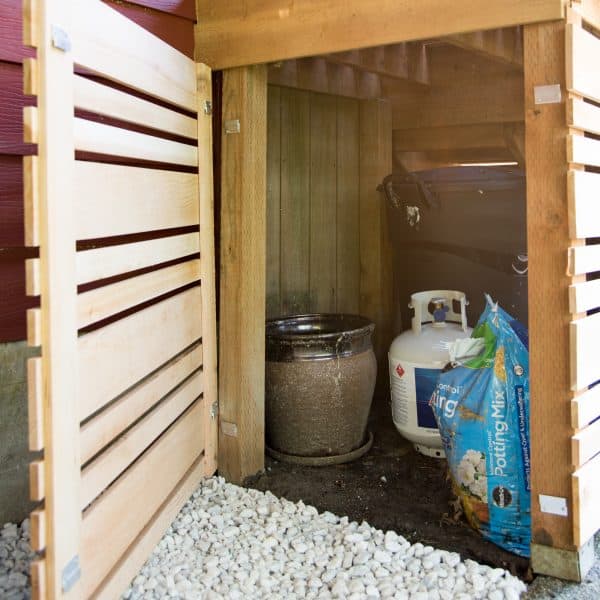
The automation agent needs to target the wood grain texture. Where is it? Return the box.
[266,85,281,318]
[80,370,202,509]
[219,65,267,483]
[73,76,198,140]
[573,451,600,546]
[103,0,194,58]
[359,98,393,370]
[336,96,360,314]
[196,62,218,476]
[92,457,205,600]
[72,0,196,111]
[0,61,36,155]
[195,0,563,69]
[78,286,202,420]
[80,343,202,464]
[525,21,574,551]
[30,0,82,596]
[309,93,337,312]
[279,87,310,315]
[80,401,204,598]
[74,162,199,239]
[75,232,199,285]
[0,0,35,63]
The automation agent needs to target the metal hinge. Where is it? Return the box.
[203,100,213,115]
[210,400,218,419]
[62,555,80,592]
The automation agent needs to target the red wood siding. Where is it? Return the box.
[0,0,196,342]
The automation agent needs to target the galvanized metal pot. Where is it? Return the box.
[265,314,377,464]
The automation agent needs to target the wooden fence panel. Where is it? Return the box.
[24,2,217,597]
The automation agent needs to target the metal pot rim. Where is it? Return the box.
[266,313,375,343]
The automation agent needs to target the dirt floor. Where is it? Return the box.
[247,393,532,581]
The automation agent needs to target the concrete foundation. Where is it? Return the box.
[0,341,36,524]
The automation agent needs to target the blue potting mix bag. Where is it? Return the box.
[430,295,531,556]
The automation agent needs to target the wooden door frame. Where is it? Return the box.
[207,0,598,581]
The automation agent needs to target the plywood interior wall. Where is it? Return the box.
[267,85,395,368]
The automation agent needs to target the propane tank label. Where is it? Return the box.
[390,360,440,430]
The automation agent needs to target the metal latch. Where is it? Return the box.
[210,401,218,419]
[204,100,213,116]
[62,555,81,592]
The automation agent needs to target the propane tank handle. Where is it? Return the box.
[409,290,469,335]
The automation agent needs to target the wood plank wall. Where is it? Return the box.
[267,85,394,371]
[0,0,196,342]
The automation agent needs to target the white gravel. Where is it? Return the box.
[125,476,526,599]
[0,477,528,599]
[0,520,35,600]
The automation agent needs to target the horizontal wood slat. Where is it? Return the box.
[568,170,600,239]
[72,0,196,111]
[80,370,203,509]
[74,162,199,239]
[77,259,201,328]
[93,456,205,600]
[573,451,600,546]
[73,117,198,166]
[572,385,600,429]
[579,0,600,31]
[27,357,43,451]
[568,243,600,277]
[567,23,600,104]
[30,509,45,553]
[73,76,198,140]
[76,232,199,285]
[571,312,600,391]
[78,286,202,420]
[80,344,203,464]
[80,401,204,598]
[568,97,600,136]
[569,278,600,313]
[573,418,600,468]
[568,134,600,168]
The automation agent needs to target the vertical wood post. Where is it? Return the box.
[197,63,219,476]
[524,20,593,580]
[29,0,81,596]
[359,99,394,387]
[218,65,267,483]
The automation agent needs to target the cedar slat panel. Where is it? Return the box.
[80,401,204,598]
[573,451,600,546]
[74,76,197,140]
[571,385,600,429]
[75,232,199,285]
[73,118,197,166]
[568,97,600,137]
[77,286,202,420]
[572,418,600,468]
[72,0,196,111]
[568,134,600,168]
[80,370,202,509]
[569,278,600,314]
[80,343,203,464]
[570,312,600,391]
[74,162,199,240]
[77,259,201,328]
[568,170,600,239]
[567,23,600,104]
[104,0,194,58]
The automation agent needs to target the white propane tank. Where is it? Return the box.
[389,290,472,458]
